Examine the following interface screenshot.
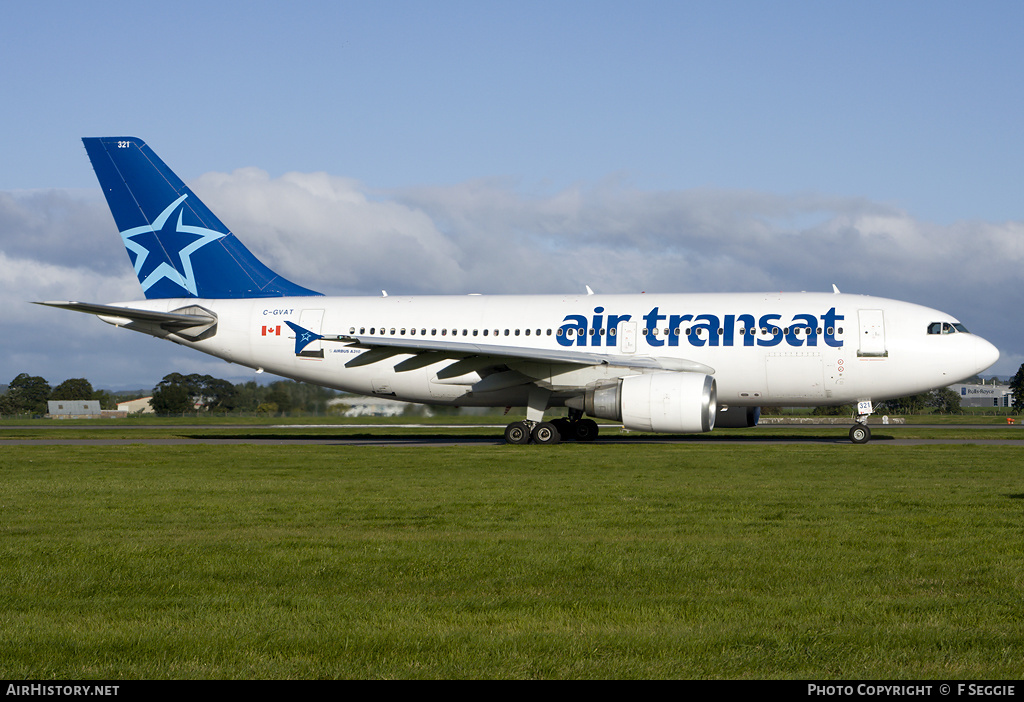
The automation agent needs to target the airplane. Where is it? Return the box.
[38,137,999,444]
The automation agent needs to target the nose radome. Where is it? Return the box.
[974,335,1000,374]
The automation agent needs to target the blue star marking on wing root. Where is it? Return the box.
[284,321,323,354]
[120,194,227,296]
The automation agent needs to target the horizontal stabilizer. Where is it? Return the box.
[35,300,218,341]
[35,301,215,327]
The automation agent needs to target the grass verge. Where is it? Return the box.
[1,443,1022,678]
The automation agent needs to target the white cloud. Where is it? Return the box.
[192,169,466,295]
[0,190,122,273]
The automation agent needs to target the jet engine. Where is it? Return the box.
[574,372,717,433]
[714,405,761,428]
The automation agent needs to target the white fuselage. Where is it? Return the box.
[105,291,999,412]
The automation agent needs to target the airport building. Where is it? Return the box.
[47,400,101,418]
[117,397,154,414]
[329,395,431,417]
[948,382,1015,408]
[46,400,127,419]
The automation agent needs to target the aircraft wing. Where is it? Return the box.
[285,322,715,375]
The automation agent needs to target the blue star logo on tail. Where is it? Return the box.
[120,195,227,296]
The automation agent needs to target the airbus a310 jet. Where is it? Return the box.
[38,137,999,444]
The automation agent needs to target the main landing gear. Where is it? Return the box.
[503,409,599,445]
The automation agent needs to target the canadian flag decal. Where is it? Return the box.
[262,325,282,336]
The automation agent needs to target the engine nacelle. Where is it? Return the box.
[714,405,761,428]
[580,372,717,434]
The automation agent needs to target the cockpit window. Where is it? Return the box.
[928,322,971,335]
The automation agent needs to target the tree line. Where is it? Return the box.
[148,373,343,416]
[4,364,1024,417]
[0,372,344,417]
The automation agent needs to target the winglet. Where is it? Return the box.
[284,321,323,355]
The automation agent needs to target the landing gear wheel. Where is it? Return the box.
[504,421,532,445]
[551,417,572,438]
[850,424,871,444]
[531,421,561,445]
[574,418,600,442]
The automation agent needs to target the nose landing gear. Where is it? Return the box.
[849,423,871,444]
[849,400,874,444]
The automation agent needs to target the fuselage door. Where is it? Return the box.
[857,309,887,358]
[618,320,637,354]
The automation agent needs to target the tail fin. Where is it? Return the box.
[83,137,321,299]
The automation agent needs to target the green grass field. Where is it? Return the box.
[1,426,1023,679]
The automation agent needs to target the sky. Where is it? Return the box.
[2,0,1023,391]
